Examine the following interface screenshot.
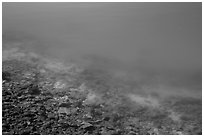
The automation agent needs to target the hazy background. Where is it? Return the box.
[2,3,202,98]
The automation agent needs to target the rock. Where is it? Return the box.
[23,112,36,117]
[125,126,132,131]
[103,116,110,121]
[17,96,26,101]
[81,122,93,129]
[48,113,57,120]
[128,131,136,135]
[54,81,67,89]
[2,71,11,81]
[29,85,41,95]
[69,88,78,92]
[84,113,92,119]
[83,92,101,105]
[176,131,183,135]
[78,83,87,92]
[59,103,71,108]
[153,128,159,134]
[58,107,77,115]
[21,129,32,135]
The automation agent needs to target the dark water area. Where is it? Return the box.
[2,3,202,98]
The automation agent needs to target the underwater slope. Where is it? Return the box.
[2,48,202,135]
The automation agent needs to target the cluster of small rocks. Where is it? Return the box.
[2,59,202,135]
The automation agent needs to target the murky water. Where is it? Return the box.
[2,3,202,98]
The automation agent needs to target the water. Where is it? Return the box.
[2,3,202,98]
